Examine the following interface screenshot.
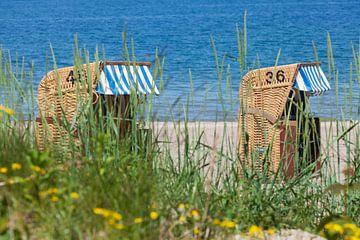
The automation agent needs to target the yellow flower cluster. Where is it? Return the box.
[0,105,15,116]
[0,163,22,174]
[248,225,265,239]
[320,221,360,240]
[212,218,236,229]
[12,163,22,171]
[93,208,124,230]
[93,207,159,231]
[234,225,276,239]
[38,187,79,203]
[39,187,60,202]
[31,166,46,175]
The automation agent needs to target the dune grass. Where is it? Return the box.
[0,20,359,239]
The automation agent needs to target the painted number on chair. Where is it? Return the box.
[265,70,286,84]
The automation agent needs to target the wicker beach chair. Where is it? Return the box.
[36,61,159,151]
[238,62,331,177]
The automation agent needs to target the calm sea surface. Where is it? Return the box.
[0,0,359,120]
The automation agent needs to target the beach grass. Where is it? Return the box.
[0,21,359,239]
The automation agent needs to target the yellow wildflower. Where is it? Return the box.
[193,227,200,235]
[11,163,22,171]
[51,196,59,202]
[31,166,46,174]
[111,212,122,221]
[325,223,344,235]
[179,215,187,223]
[248,225,264,238]
[220,219,236,229]
[0,167,8,173]
[47,188,58,194]
[212,218,221,225]
[0,105,15,116]
[93,208,111,217]
[70,192,79,199]
[344,236,359,240]
[93,208,103,215]
[344,223,357,231]
[190,209,200,220]
[134,217,143,224]
[150,211,159,220]
[355,228,360,237]
[114,223,124,230]
[108,219,115,225]
[178,203,186,212]
[267,228,276,236]
[39,191,47,198]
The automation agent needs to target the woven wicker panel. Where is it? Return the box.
[37,63,98,123]
[238,64,299,174]
[35,118,80,152]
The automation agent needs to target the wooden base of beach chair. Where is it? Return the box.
[279,118,321,179]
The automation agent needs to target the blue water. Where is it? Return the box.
[0,0,359,120]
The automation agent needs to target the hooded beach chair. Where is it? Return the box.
[36,61,159,150]
[238,62,331,177]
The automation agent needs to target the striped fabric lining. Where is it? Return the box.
[96,64,160,95]
[292,65,331,95]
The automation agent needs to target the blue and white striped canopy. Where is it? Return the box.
[292,65,331,96]
[96,64,159,95]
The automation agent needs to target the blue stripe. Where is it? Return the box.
[140,66,154,93]
[292,80,299,89]
[299,68,312,92]
[110,65,126,94]
[308,66,323,93]
[315,66,329,92]
[95,82,104,94]
[105,66,118,95]
[303,67,318,94]
[131,66,147,93]
[124,66,137,92]
[119,66,131,93]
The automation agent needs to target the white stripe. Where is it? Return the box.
[114,65,130,94]
[143,66,160,95]
[309,66,323,95]
[306,66,321,94]
[100,71,113,95]
[310,66,325,93]
[107,65,124,94]
[315,67,328,94]
[129,66,146,94]
[136,66,152,93]
[318,67,331,90]
[122,66,135,93]
[295,71,308,91]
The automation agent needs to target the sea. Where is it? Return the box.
[0,0,359,120]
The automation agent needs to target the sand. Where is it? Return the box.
[152,121,359,182]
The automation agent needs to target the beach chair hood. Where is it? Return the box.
[95,61,160,96]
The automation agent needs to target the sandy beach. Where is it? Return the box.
[153,121,359,182]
